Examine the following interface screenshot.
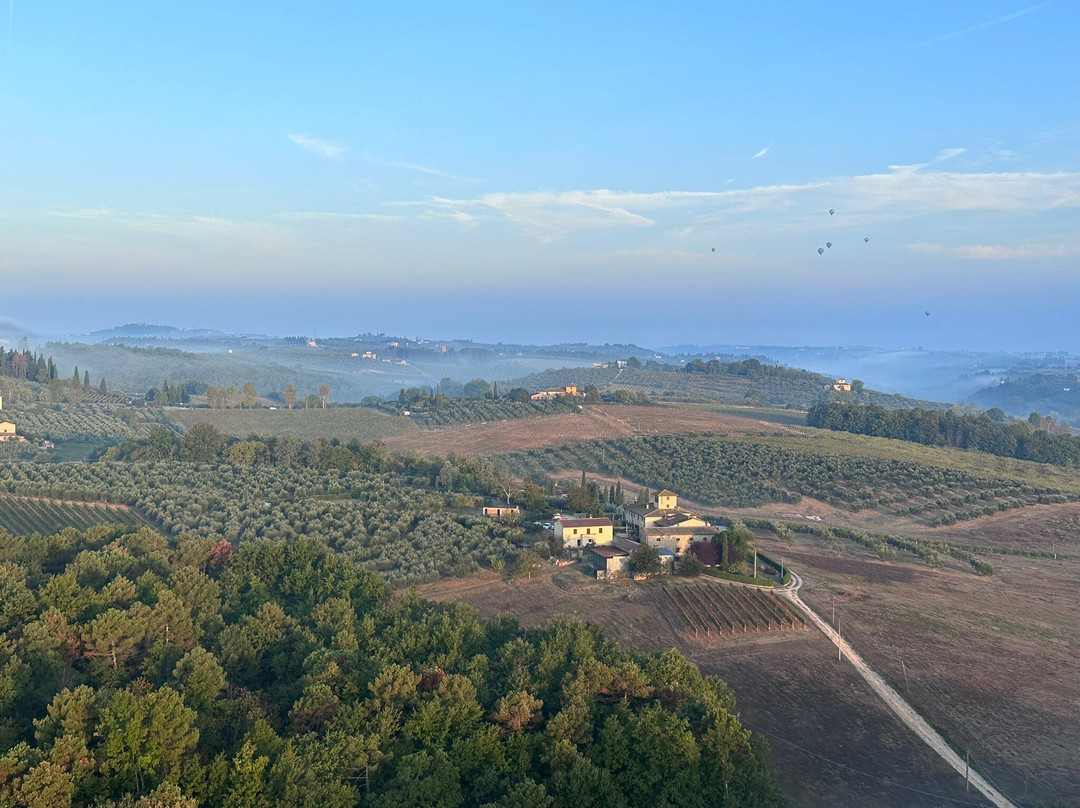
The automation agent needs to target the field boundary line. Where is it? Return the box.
[780,572,1017,808]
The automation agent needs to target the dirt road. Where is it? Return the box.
[780,572,1017,808]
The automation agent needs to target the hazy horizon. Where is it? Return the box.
[2,1,1078,355]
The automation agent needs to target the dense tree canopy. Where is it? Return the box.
[0,525,785,807]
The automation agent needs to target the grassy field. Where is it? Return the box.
[165,406,420,442]
[668,402,810,426]
[0,495,148,535]
[750,525,1080,806]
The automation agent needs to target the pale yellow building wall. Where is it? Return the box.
[555,522,613,548]
[655,492,678,510]
[0,422,16,436]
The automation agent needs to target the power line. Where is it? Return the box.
[742,720,992,807]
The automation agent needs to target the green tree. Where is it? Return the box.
[283,383,297,410]
[171,648,227,714]
[179,423,226,463]
[241,383,258,409]
[627,545,662,577]
[512,551,544,581]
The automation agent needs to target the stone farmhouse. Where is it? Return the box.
[618,490,719,556]
[530,385,578,401]
[554,515,613,553]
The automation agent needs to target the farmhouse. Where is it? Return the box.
[554,515,613,552]
[530,385,578,401]
[481,505,520,518]
[0,421,17,441]
[830,378,852,392]
[618,490,719,555]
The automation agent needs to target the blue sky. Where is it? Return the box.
[1,1,1078,349]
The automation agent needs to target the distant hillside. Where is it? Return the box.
[502,365,945,411]
[972,373,1080,426]
[85,323,228,341]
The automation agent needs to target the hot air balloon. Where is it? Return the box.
[925,310,931,317]
[826,242,832,249]
[818,247,825,255]
[829,209,835,215]
[864,237,870,243]
[711,247,716,253]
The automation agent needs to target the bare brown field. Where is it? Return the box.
[383,404,786,456]
[751,531,1080,806]
[420,566,998,807]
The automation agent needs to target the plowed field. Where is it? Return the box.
[383,404,791,456]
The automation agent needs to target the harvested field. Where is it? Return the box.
[383,404,787,456]
[751,530,1080,806]
[420,566,999,807]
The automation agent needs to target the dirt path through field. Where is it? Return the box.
[781,572,1017,808]
[0,493,135,511]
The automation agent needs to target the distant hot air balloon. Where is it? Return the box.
[711,247,716,253]
[818,247,825,255]
[864,237,870,243]
[829,209,835,215]
[826,242,832,249]
[925,310,931,317]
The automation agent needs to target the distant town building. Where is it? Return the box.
[830,378,852,392]
[530,385,579,401]
[361,351,377,360]
[0,421,24,442]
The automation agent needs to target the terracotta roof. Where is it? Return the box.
[588,546,625,558]
[557,517,613,528]
[656,489,678,497]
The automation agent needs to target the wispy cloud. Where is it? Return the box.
[362,151,475,182]
[920,2,1049,46]
[752,145,771,159]
[288,133,346,159]
[395,157,1080,242]
[46,208,289,249]
[909,241,1079,260]
[888,147,966,174]
[280,211,402,223]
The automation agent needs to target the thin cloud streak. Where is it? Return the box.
[288,133,346,159]
[752,145,771,159]
[909,241,1079,260]
[920,2,1049,46]
[362,151,475,182]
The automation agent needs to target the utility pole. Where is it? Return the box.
[837,618,842,662]
[753,549,758,579]
[832,593,836,626]
[965,750,970,792]
[901,659,910,695]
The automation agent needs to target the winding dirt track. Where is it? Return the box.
[780,572,1017,808]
